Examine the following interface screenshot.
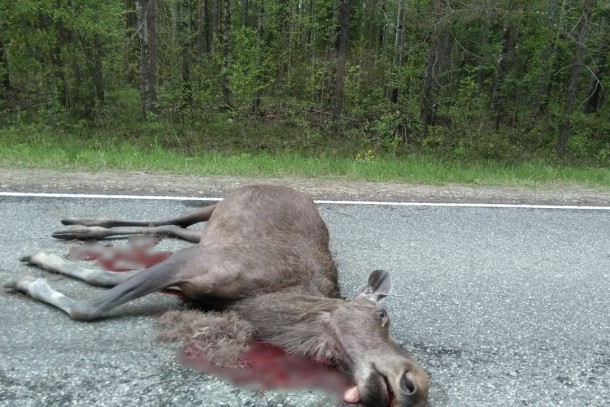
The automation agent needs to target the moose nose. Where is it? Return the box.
[400,371,417,395]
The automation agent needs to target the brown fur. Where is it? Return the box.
[15,185,429,406]
[156,310,254,368]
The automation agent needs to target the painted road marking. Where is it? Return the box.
[1,191,609,211]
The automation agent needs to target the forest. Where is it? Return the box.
[0,0,608,165]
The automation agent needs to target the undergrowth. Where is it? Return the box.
[1,103,609,188]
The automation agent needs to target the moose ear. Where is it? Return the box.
[354,270,392,303]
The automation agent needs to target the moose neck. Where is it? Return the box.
[230,289,346,365]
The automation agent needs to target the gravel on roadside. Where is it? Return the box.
[2,168,610,206]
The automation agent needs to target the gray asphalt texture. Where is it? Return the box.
[1,196,609,406]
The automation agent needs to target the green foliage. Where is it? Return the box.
[228,27,265,104]
[0,0,608,166]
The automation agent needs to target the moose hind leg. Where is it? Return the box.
[52,224,203,243]
[61,204,218,229]
[53,205,217,242]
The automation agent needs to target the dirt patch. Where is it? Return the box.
[2,168,610,206]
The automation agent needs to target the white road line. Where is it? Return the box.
[1,191,609,210]
[0,191,222,202]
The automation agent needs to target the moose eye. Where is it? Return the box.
[376,309,387,319]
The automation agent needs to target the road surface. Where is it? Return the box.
[1,192,609,406]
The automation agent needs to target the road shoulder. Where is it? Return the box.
[2,168,610,206]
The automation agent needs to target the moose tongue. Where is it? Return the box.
[179,339,357,402]
[343,385,360,403]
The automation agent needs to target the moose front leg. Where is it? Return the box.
[21,251,139,287]
[8,276,82,317]
[8,250,190,321]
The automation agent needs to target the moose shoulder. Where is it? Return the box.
[9,184,429,407]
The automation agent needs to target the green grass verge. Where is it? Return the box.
[2,130,609,189]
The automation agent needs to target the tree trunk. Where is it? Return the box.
[583,14,608,114]
[332,0,350,120]
[381,0,390,52]
[211,0,220,53]
[252,0,264,112]
[532,0,568,114]
[390,0,405,104]
[277,0,290,77]
[241,0,248,27]
[52,12,69,108]
[557,0,593,156]
[475,9,490,94]
[136,0,150,117]
[420,0,446,128]
[490,0,521,131]
[179,0,193,106]
[584,54,607,114]
[92,34,105,105]
[306,0,315,45]
[0,37,10,89]
[147,0,158,112]
[222,0,231,106]
[135,0,158,118]
[197,0,208,56]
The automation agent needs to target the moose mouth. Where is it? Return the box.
[382,374,397,406]
[343,373,395,406]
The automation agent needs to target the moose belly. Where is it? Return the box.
[178,244,329,302]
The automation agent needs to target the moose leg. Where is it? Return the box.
[9,252,188,321]
[20,251,139,287]
[61,204,217,228]
[52,225,203,243]
[52,204,217,242]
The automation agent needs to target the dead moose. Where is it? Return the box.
[8,184,429,407]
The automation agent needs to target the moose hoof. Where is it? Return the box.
[61,217,110,227]
[4,275,40,292]
[52,225,109,240]
[21,250,53,263]
[20,250,64,271]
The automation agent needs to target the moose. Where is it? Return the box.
[8,184,429,407]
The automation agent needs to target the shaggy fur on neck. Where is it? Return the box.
[155,289,342,368]
[229,291,341,363]
[156,310,254,368]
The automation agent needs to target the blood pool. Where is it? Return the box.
[179,339,355,401]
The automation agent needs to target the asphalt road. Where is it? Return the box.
[1,195,609,407]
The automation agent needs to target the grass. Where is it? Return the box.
[2,129,610,189]
[1,101,609,190]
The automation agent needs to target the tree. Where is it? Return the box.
[0,36,10,89]
[136,0,158,118]
[1,0,609,163]
[390,0,406,104]
[178,0,194,107]
[222,0,231,105]
[490,0,521,130]
[332,0,350,119]
[197,0,209,56]
[583,12,608,114]
[421,0,449,128]
[557,0,594,156]
[251,0,264,112]
[532,0,569,114]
